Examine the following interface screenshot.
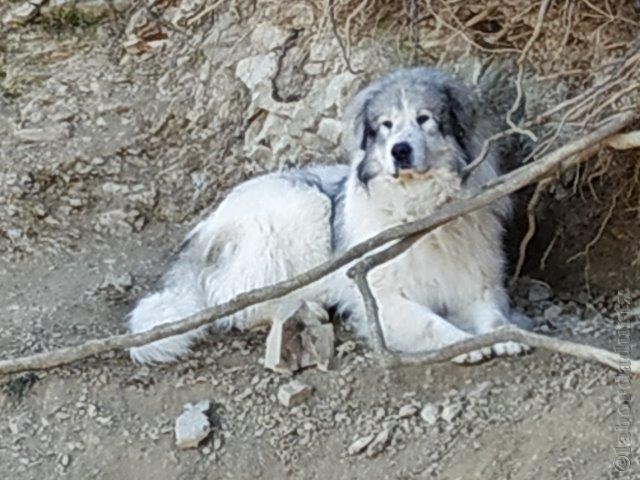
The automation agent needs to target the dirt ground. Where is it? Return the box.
[1,1,640,479]
[1,229,639,479]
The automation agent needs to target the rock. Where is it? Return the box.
[336,340,356,357]
[59,453,70,467]
[528,280,553,302]
[543,304,563,322]
[264,301,335,373]
[235,54,278,91]
[366,427,393,457]
[99,272,133,293]
[441,403,462,423]
[316,118,343,145]
[175,400,211,449]
[14,124,70,143]
[398,404,418,419]
[3,2,38,25]
[250,23,288,51]
[347,434,375,455]
[420,404,438,425]
[277,380,313,407]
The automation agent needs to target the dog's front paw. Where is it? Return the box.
[451,347,493,364]
[491,341,530,357]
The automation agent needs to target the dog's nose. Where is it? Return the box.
[391,142,413,169]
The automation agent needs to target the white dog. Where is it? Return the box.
[127,67,527,364]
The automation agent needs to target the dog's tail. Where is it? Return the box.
[127,252,210,363]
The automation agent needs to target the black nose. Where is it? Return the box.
[391,142,413,169]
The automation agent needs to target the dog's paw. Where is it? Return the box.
[451,347,493,364]
[491,341,530,357]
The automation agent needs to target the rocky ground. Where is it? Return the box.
[2,1,640,479]
[1,234,639,479]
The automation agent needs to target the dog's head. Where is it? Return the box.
[343,67,479,186]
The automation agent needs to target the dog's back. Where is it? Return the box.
[128,165,348,363]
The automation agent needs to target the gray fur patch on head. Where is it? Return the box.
[342,67,484,185]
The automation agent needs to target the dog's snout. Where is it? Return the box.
[391,142,413,169]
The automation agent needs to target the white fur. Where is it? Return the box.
[336,166,523,362]
[127,68,528,364]
[128,167,343,363]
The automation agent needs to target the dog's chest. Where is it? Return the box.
[343,176,501,304]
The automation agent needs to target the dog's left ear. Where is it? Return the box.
[442,82,477,162]
[342,83,378,158]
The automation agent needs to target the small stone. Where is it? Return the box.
[277,380,313,407]
[528,280,553,302]
[250,23,288,51]
[543,304,563,322]
[14,124,70,143]
[347,434,375,455]
[3,2,38,25]
[336,340,356,357]
[366,427,393,457]
[420,404,438,425]
[564,373,579,390]
[398,404,418,418]
[59,454,70,467]
[98,272,133,293]
[316,118,343,145]
[441,403,462,423]
[175,400,211,449]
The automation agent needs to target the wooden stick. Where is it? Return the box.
[0,111,636,376]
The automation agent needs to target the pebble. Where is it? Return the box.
[347,434,375,455]
[277,380,313,407]
[366,427,393,457]
[174,400,211,449]
[398,404,418,418]
[441,404,462,423]
[420,404,438,425]
[528,281,553,302]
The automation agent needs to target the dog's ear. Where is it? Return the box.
[342,84,377,158]
[442,81,477,163]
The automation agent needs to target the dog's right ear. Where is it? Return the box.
[341,84,377,158]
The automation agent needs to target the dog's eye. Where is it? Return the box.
[416,114,430,125]
[381,120,393,129]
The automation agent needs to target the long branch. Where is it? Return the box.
[0,111,636,376]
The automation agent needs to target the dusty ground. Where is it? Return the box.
[1,234,639,479]
[2,1,640,479]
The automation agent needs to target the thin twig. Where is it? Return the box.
[363,325,640,372]
[0,111,636,376]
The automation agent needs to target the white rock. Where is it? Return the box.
[175,400,211,449]
[543,304,563,321]
[277,380,313,407]
[250,23,287,51]
[398,404,418,418]
[347,434,375,455]
[366,427,393,457]
[3,3,38,25]
[420,404,438,425]
[235,54,277,91]
[14,124,70,143]
[316,118,343,145]
[441,403,462,423]
[264,301,334,373]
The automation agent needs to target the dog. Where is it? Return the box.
[126,67,528,364]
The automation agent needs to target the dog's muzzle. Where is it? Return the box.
[391,142,413,170]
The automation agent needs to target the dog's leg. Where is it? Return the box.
[457,299,530,358]
[377,294,492,363]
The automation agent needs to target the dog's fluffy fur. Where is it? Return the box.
[127,67,527,364]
